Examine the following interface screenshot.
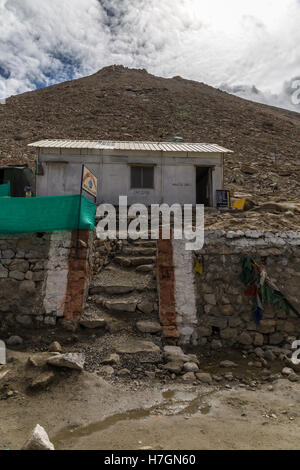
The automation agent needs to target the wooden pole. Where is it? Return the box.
[76,164,84,258]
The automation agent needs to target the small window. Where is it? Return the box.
[131,166,154,189]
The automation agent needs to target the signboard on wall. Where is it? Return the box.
[82,166,98,198]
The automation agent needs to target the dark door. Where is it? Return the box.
[196,167,212,206]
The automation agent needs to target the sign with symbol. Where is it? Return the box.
[82,166,98,198]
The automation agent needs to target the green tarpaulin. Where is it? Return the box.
[0,195,96,233]
[0,184,10,197]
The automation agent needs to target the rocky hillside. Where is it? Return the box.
[1,65,300,203]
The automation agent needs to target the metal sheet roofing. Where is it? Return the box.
[28,140,232,153]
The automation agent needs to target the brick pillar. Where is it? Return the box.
[63,229,93,322]
[157,237,179,342]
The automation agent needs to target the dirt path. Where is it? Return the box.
[1,350,299,450]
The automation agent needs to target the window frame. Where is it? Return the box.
[130,165,155,190]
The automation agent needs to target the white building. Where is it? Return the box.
[29,140,232,207]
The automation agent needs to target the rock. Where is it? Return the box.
[22,424,54,450]
[241,164,256,175]
[238,332,253,346]
[182,372,196,382]
[254,333,264,347]
[114,256,131,267]
[47,353,85,371]
[60,319,78,332]
[136,265,154,272]
[48,341,62,353]
[196,372,213,384]
[269,333,284,345]
[115,339,160,354]
[27,357,39,367]
[282,367,294,376]
[163,345,191,363]
[137,300,154,314]
[264,350,275,362]
[101,353,120,366]
[220,360,238,368]
[19,280,36,296]
[79,318,106,329]
[288,373,299,383]
[162,361,183,374]
[7,335,23,346]
[136,321,162,334]
[204,294,217,305]
[104,299,137,313]
[30,372,55,390]
[211,340,222,350]
[0,370,9,382]
[225,372,234,381]
[90,285,134,295]
[99,366,114,376]
[183,362,199,372]
[254,347,264,358]
[118,368,130,376]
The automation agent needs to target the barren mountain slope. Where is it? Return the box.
[0,65,300,202]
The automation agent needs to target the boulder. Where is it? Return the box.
[136,321,162,334]
[137,300,154,315]
[79,318,106,329]
[99,366,114,376]
[282,367,294,376]
[136,265,154,272]
[196,372,213,384]
[183,362,199,372]
[22,424,54,450]
[30,372,55,390]
[162,361,183,374]
[115,340,160,354]
[182,372,196,383]
[163,345,191,363]
[48,341,62,353]
[47,353,85,371]
[7,335,23,346]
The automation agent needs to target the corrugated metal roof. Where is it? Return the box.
[28,140,232,153]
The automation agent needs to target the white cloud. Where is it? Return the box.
[0,0,300,112]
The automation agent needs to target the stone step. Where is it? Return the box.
[122,247,157,256]
[114,256,156,268]
[100,298,138,313]
[82,307,133,333]
[136,264,155,273]
[130,256,156,267]
[131,240,157,248]
[79,317,106,329]
[89,285,135,296]
[136,320,162,334]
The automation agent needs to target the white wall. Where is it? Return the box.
[37,148,224,206]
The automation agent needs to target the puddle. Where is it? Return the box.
[52,388,213,449]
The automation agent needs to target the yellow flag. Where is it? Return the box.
[194,261,203,275]
[233,198,246,211]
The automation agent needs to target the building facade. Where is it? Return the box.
[29,140,232,207]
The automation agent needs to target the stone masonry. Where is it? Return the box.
[0,230,92,328]
[173,230,300,348]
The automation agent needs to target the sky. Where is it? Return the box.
[0,0,300,112]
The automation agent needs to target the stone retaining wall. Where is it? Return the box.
[0,230,92,329]
[172,231,300,348]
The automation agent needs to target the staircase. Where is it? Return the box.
[81,238,161,336]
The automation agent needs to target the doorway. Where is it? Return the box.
[196,167,212,206]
